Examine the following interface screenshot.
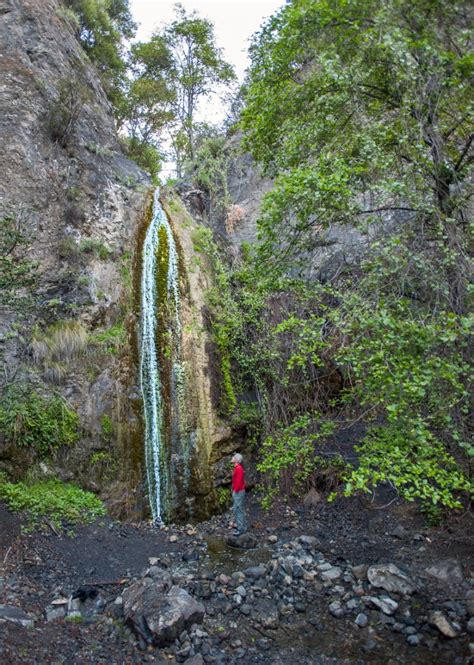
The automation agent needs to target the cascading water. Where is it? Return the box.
[139,188,188,523]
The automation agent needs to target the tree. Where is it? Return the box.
[163,4,236,172]
[234,0,473,509]
[62,0,136,105]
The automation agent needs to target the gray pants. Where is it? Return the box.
[232,490,247,534]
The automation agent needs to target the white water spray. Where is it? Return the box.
[139,189,181,523]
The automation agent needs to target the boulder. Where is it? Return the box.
[122,579,204,646]
[367,564,416,595]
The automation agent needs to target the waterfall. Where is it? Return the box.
[139,189,183,523]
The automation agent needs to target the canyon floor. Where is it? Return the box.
[0,492,473,664]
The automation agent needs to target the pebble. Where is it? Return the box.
[355,613,368,627]
[321,567,342,582]
[407,634,421,646]
[329,601,344,618]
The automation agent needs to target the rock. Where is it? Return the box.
[169,535,178,543]
[0,605,34,628]
[123,579,204,646]
[255,599,279,629]
[321,567,342,582]
[466,590,474,617]
[352,564,369,580]
[355,613,368,627]
[367,564,415,595]
[299,535,320,547]
[244,565,266,580]
[268,535,278,543]
[429,611,459,638]
[225,533,257,549]
[46,606,66,622]
[390,525,408,539]
[425,559,464,585]
[303,488,322,508]
[407,634,420,646]
[467,617,474,636]
[364,596,399,615]
[182,549,200,563]
[329,601,344,618]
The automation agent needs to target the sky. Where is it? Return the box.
[129,0,285,81]
[129,1,285,174]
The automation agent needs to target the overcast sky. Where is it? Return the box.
[129,0,285,81]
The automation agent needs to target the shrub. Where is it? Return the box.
[0,479,105,529]
[47,79,89,147]
[0,387,80,457]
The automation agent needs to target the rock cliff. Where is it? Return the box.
[0,0,150,517]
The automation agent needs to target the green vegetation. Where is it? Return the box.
[216,486,230,508]
[61,0,136,106]
[79,237,111,260]
[90,322,127,354]
[0,207,38,306]
[100,414,113,437]
[198,0,474,512]
[116,4,235,177]
[0,479,105,529]
[0,387,80,457]
[47,78,89,147]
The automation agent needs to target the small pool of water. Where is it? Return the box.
[202,535,272,575]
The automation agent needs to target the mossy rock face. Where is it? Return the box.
[149,194,237,521]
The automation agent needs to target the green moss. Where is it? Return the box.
[156,225,170,306]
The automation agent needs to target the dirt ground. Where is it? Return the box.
[0,492,473,664]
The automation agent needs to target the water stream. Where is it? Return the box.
[139,189,184,523]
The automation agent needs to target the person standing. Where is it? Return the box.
[231,453,247,535]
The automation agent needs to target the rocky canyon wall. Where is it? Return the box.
[0,0,150,518]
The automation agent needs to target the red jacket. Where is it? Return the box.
[232,464,245,492]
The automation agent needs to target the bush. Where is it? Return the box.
[0,387,80,457]
[47,79,89,147]
[0,479,105,529]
